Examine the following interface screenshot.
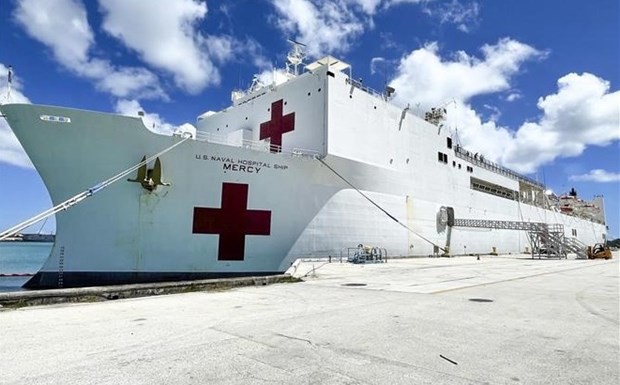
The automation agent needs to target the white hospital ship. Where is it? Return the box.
[1,43,606,288]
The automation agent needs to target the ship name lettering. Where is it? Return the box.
[223,163,262,174]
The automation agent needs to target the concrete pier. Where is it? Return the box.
[0,254,618,385]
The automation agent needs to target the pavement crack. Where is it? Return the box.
[274,332,315,347]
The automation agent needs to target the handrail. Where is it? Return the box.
[454,145,544,188]
[345,78,388,100]
[193,131,321,159]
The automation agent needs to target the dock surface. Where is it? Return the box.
[1,254,618,384]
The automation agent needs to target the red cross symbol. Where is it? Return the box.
[192,183,271,261]
[260,99,295,152]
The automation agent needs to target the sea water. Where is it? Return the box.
[0,242,52,292]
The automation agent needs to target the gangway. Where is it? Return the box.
[450,218,585,259]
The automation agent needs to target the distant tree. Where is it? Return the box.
[569,188,577,197]
[607,238,620,248]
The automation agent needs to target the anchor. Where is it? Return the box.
[127,156,170,191]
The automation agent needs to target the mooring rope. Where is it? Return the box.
[316,157,446,252]
[0,135,191,241]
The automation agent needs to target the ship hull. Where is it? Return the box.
[2,101,607,289]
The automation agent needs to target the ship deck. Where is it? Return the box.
[0,253,618,384]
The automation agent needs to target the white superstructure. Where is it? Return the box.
[1,44,606,288]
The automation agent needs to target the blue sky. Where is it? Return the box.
[0,0,618,238]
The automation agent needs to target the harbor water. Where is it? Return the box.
[0,242,51,292]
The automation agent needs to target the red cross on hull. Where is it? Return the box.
[260,99,295,153]
[192,183,271,261]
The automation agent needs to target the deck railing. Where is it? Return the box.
[192,131,321,159]
[454,145,544,188]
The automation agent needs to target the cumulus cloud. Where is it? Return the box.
[114,99,194,136]
[502,73,620,172]
[99,0,232,93]
[391,38,546,110]
[388,40,620,174]
[0,64,34,168]
[14,0,166,100]
[570,169,620,183]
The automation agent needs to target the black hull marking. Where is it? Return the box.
[23,271,283,290]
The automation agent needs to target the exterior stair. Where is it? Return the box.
[563,237,588,259]
[452,218,589,259]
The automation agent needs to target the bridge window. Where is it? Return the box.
[447,137,452,149]
[438,152,448,164]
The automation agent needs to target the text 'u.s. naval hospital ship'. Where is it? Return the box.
[1,43,607,289]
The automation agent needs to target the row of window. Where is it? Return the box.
[470,177,517,201]
[438,151,474,173]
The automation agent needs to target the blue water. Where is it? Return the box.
[0,242,52,291]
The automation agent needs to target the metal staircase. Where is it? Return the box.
[563,237,588,259]
[451,218,588,259]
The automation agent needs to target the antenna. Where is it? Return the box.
[3,65,13,103]
[286,39,306,76]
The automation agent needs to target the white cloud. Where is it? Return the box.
[255,68,291,88]
[502,73,620,172]
[570,169,620,183]
[115,99,185,136]
[422,0,480,33]
[14,0,166,100]
[370,57,386,75]
[268,0,431,58]
[0,64,34,168]
[14,0,93,68]
[99,0,235,93]
[505,92,522,102]
[270,0,367,57]
[388,40,620,174]
[390,38,545,110]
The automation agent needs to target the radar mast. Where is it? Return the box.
[286,39,306,76]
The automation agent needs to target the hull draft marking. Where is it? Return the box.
[192,183,272,261]
[259,99,295,152]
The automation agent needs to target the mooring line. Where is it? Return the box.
[0,135,191,241]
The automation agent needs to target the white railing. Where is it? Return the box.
[193,131,322,159]
[346,78,387,100]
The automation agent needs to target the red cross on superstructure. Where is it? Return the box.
[192,183,271,261]
[260,99,295,152]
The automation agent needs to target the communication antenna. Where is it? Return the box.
[286,39,306,76]
[2,65,13,104]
